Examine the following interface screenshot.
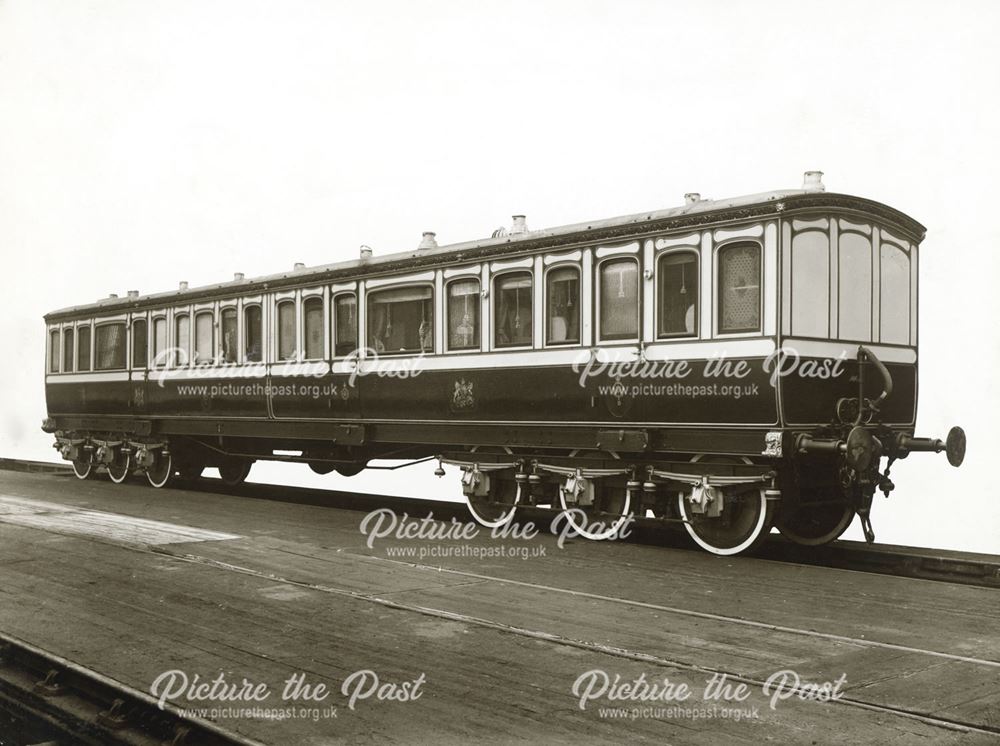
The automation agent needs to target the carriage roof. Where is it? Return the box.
[44,187,924,322]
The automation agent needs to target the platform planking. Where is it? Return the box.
[0,470,997,743]
[0,493,241,545]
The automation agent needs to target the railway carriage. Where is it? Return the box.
[42,171,966,555]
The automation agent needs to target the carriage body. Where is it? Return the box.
[43,174,962,554]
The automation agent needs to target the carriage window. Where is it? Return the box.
[367,286,433,354]
[546,267,580,345]
[244,305,262,362]
[96,323,126,370]
[334,294,357,357]
[77,325,91,371]
[304,296,325,359]
[839,232,872,341]
[658,252,699,337]
[791,231,829,337]
[494,272,533,348]
[174,314,190,366]
[277,300,297,360]
[62,328,74,372]
[49,330,60,373]
[194,311,214,364]
[447,279,480,350]
[131,319,147,369]
[599,259,638,340]
[221,308,238,363]
[880,243,910,344]
[152,318,166,367]
[718,243,761,334]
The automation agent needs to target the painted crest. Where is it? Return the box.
[603,374,632,419]
[451,378,475,412]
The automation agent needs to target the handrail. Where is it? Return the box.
[857,345,893,422]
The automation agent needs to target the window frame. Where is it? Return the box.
[332,291,358,358]
[596,256,641,344]
[131,318,148,369]
[77,322,92,372]
[275,298,298,361]
[365,282,435,356]
[656,248,701,340]
[173,312,191,367]
[150,315,167,368]
[94,321,128,371]
[715,241,763,337]
[243,303,264,363]
[302,294,327,361]
[62,326,75,373]
[492,269,534,350]
[193,309,215,366]
[219,305,239,364]
[445,276,482,353]
[543,264,581,347]
[49,328,60,373]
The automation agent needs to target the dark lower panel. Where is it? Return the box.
[45,413,773,456]
[780,360,917,425]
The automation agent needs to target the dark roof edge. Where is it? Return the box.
[44,191,925,322]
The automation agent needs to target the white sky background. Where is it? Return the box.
[1,0,998,553]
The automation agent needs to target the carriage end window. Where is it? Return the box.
[304,296,325,360]
[599,259,639,341]
[880,242,911,344]
[132,319,147,369]
[77,325,91,371]
[447,279,480,351]
[334,294,357,357]
[658,252,699,337]
[546,267,580,345]
[718,243,761,334]
[494,272,533,348]
[244,305,262,362]
[368,286,433,354]
[95,323,126,370]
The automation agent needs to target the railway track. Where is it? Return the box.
[0,460,996,742]
[2,458,998,589]
[0,632,264,746]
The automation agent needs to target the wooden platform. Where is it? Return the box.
[0,470,997,744]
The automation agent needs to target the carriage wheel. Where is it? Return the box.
[146,451,175,489]
[775,500,854,546]
[677,456,774,556]
[465,475,519,529]
[218,458,252,487]
[106,450,132,484]
[557,481,633,540]
[71,456,95,480]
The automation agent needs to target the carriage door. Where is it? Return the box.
[130,312,149,416]
[267,286,361,421]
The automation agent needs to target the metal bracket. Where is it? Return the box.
[97,698,129,729]
[33,669,65,696]
[859,512,876,544]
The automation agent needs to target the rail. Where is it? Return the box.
[0,631,265,746]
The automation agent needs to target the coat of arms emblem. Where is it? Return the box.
[451,379,475,411]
